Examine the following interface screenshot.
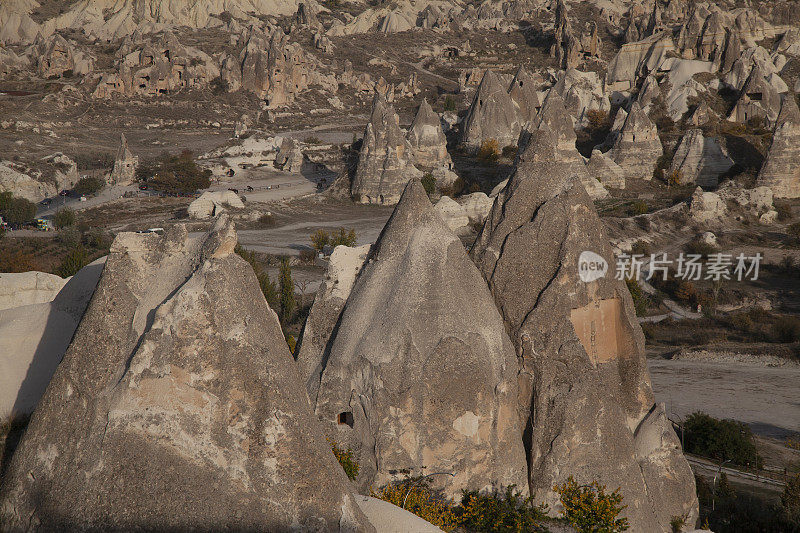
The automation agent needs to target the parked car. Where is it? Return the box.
[79,196,87,202]
[139,184,149,190]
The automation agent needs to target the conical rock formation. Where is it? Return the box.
[0,217,374,532]
[108,132,138,185]
[471,136,698,532]
[756,95,800,198]
[461,69,522,150]
[312,180,528,500]
[407,99,452,169]
[351,93,422,205]
[611,101,663,181]
[670,129,733,187]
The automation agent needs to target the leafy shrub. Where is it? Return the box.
[56,245,89,278]
[554,476,629,533]
[625,277,648,316]
[670,515,686,533]
[235,244,278,309]
[788,222,800,241]
[631,201,649,215]
[0,248,36,272]
[57,226,82,248]
[84,227,112,249]
[685,239,717,257]
[73,176,104,196]
[299,249,317,263]
[310,229,330,252]
[328,439,359,481]
[773,317,800,343]
[586,109,610,131]
[782,474,800,525]
[683,412,762,468]
[775,201,792,222]
[458,485,548,532]
[667,169,683,187]
[210,76,229,95]
[285,333,296,354]
[54,208,76,229]
[501,145,517,158]
[330,227,357,247]
[0,192,36,227]
[421,172,437,196]
[279,257,295,324]
[136,151,211,194]
[630,240,651,257]
[729,312,755,333]
[444,95,456,112]
[372,479,456,529]
[478,139,500,163]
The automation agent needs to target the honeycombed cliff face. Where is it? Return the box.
[471,131,699,532]
[0,217,373,533]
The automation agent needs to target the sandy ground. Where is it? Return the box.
[647,358,800,439]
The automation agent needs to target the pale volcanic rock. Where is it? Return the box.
[351,93,422,205]
[108,132,138,185]
[237,26,308,107]
[296,244,370,401]
[34,34,75,79]
[407,99,452,169]
[587,149,626,189]
[434,195,470,231]
[606,32,676,91]
[0,162,53,203]
[508,65,541,123]
[187,190,245,219]
[275,137,304,172]
[0,218,374,532]
[0,259,105,417]
[756,95,800,198]
[459,192,493,225]
[689,186,727,223]
[0,0,40,44]
[461,69,522,150]
[471,134,698,532]
[670,129,733,187]
[611,101,663,181]
[0,271,68,312]
[552,68,610,127]
[313,180,528,500]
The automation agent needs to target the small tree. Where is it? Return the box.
[310,229,330,252]
[56,245,89,278]
[444,95,456,112]
[421,173,437,196]
[330,227,357,247]
[328,438,359,481]
[54,208,76,229]
[782,474,800,526]
[0,192,36,227]
[554,476,629,533]
[478,138,500,163]
[279,257,295,324]
[73,176,105,196]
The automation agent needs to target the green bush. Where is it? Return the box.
[56,245,89,278]
[444,95,456,112]
[478,139,500,163]
[57,226,81,248]
[235,244,278,310]
[458,485,548,532]
[631,201,649,216]
[773,317,800,343]
[625,277,648,316]
[0,192,36,227]
[328,439,359,481]
[73,176,104,196]
[136,150,211,194]
[330,227,357,247]
[310,229,330,252]
[421,173,437,196]
[372,478,456,529]
[683,412,762,468]
[782,474,800,526]
[54,208,76,229]
[279,257,295,325]
[554,476,629,533]
[685,239,717,258]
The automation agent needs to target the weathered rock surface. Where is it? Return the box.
[0,217,374,532]
[296,243,370,401]
[670,129,733,187]
[611,101,663,181]
[460,192,493,225]
[689,186,727,223]
[0,259,105,417]
[312,180,528,500]
[434,195,470,231]
[34,34,75,79]
[471,135,698,531]
[407,99,452,169]
[187,190,245,219]
[587,149,626,189]
[108,132,138,185]
[461,69,522,150]
[757,95,800,198]
[275,137,304,172]
[508,66,541,124]
[0,162,52,203]
[351,93,422,205]
[0,271,68,312]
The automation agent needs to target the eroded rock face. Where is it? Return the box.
[0,217,374,532]
[587,149,626,189]
[670,129,733,187]
[108,133,138,185]
[508,66,541,124]
[0,162,52,203]
[471,137,698,531]
[237,26,308,107]
[187,191,245,220]
[756,95,800,198]
[313,180,528,500]
[296,243,370,401]
[351,93,422,205]
[407,99,452,169]
[461,69,522,150]
[611,101,663,181]
[35,33,75,78]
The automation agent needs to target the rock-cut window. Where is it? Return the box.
[337,412,354,428]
